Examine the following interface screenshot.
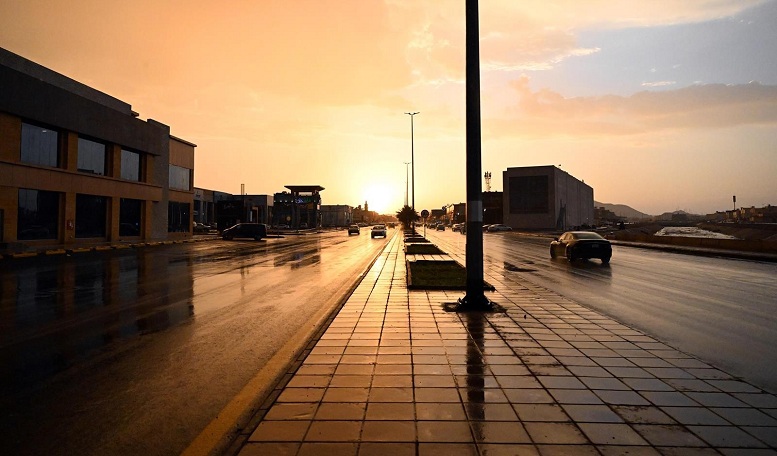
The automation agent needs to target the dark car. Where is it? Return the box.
[221,223,267,241]
[436,224,445,231]
[371,224,387,238]
[348,225,360,235]
[550,231,612,264]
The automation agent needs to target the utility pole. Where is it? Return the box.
[459,0,491,310]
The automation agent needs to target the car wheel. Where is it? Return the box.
[254,235,262,241]
[550,247,556,258]
[602,256,611,264]
[223,236,233,241]
[566,249,576,262]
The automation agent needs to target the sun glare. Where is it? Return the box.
[363,183,398,215]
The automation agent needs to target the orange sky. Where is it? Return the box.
[2,0,776,215]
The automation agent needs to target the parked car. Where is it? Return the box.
[348,225,360,235]
[221,223,267,241]
[436,224,445,231]
[452,223,463,232]
[487,224,512,232]
[193,222,210,233]
[550,231,612,264]
[371,224,387,238]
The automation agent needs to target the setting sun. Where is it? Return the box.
[363,183,401,215]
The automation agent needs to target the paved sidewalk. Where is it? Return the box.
[231,233,777,455]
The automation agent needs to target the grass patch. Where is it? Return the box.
[405,244,445,255]
[407,260,494,290]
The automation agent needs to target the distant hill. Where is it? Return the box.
[595,201,652,220]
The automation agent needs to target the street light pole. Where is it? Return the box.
[405,112,419,211]
[404,162,410,207]
[459,0,491,310]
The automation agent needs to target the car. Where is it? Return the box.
[221,223,267,241]
[193,222,210,233]
[348,225,360,235]
[436,224,445,231]
[550,231,612,264]
[487,224,512,232]
[371,224,387,238]
[452,223,463,232]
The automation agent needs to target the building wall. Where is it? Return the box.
[0,47,194,249]
[320,205,352,227]
[503,166,593,230]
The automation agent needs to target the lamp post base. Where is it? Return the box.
[454,294,496,312]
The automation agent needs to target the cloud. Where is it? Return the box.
[497,77,777,137]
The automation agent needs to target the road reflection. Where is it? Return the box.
[0,249,193,392]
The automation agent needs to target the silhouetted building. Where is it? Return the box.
[0,47,195,250]
[273,185,324,228]
[483,191,503,225]
[503,166,593,231]
[215,194,273,230]
[320,205,353,227]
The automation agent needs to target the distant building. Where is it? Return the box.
[503,166,593,231]
[320,205,352,227]
[0,47,195,249]
[446,203,466,224]
[482,191,503,225]
[273,185,324,228]
[215,195,273,230]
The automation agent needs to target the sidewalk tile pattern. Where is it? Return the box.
[235,234,777,455]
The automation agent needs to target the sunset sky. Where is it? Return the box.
[2,0,776,215]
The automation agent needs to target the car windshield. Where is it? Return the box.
[573,232,604,240]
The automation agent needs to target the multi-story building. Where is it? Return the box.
[0,47,195,251]
[503,166,594,231]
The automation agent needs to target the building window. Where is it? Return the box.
[120,149,142,181]
[20,122,59,167]
[119,198,142,236]
[168,202,190,232]
[169,165,191,191]
[509,175,549,214]
[18,189,60,240]
[77,137,107,175]
[75,194,107,238]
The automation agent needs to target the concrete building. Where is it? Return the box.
[503,166,593,231]
[320,205,353,227]
[0,47,195,251]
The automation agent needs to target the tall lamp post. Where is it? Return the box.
[404,161,411,207]
[459,0,491,310]
[405,112,419,211]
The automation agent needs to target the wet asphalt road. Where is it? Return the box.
[427,229,777,394]
[0,229,391,455]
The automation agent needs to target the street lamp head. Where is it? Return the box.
[405,112,420,116]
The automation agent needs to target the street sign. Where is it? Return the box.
[421,209,429,219]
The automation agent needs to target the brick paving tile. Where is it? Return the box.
[231,233,777,455]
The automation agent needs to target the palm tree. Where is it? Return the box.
[395,205,419,230]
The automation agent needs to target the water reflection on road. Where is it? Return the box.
[0,230,390,455]
[1,248,194,390]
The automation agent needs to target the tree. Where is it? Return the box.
[395,205,419,230]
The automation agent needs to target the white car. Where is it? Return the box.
[371,224,387,238]
[487,224,512,232]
